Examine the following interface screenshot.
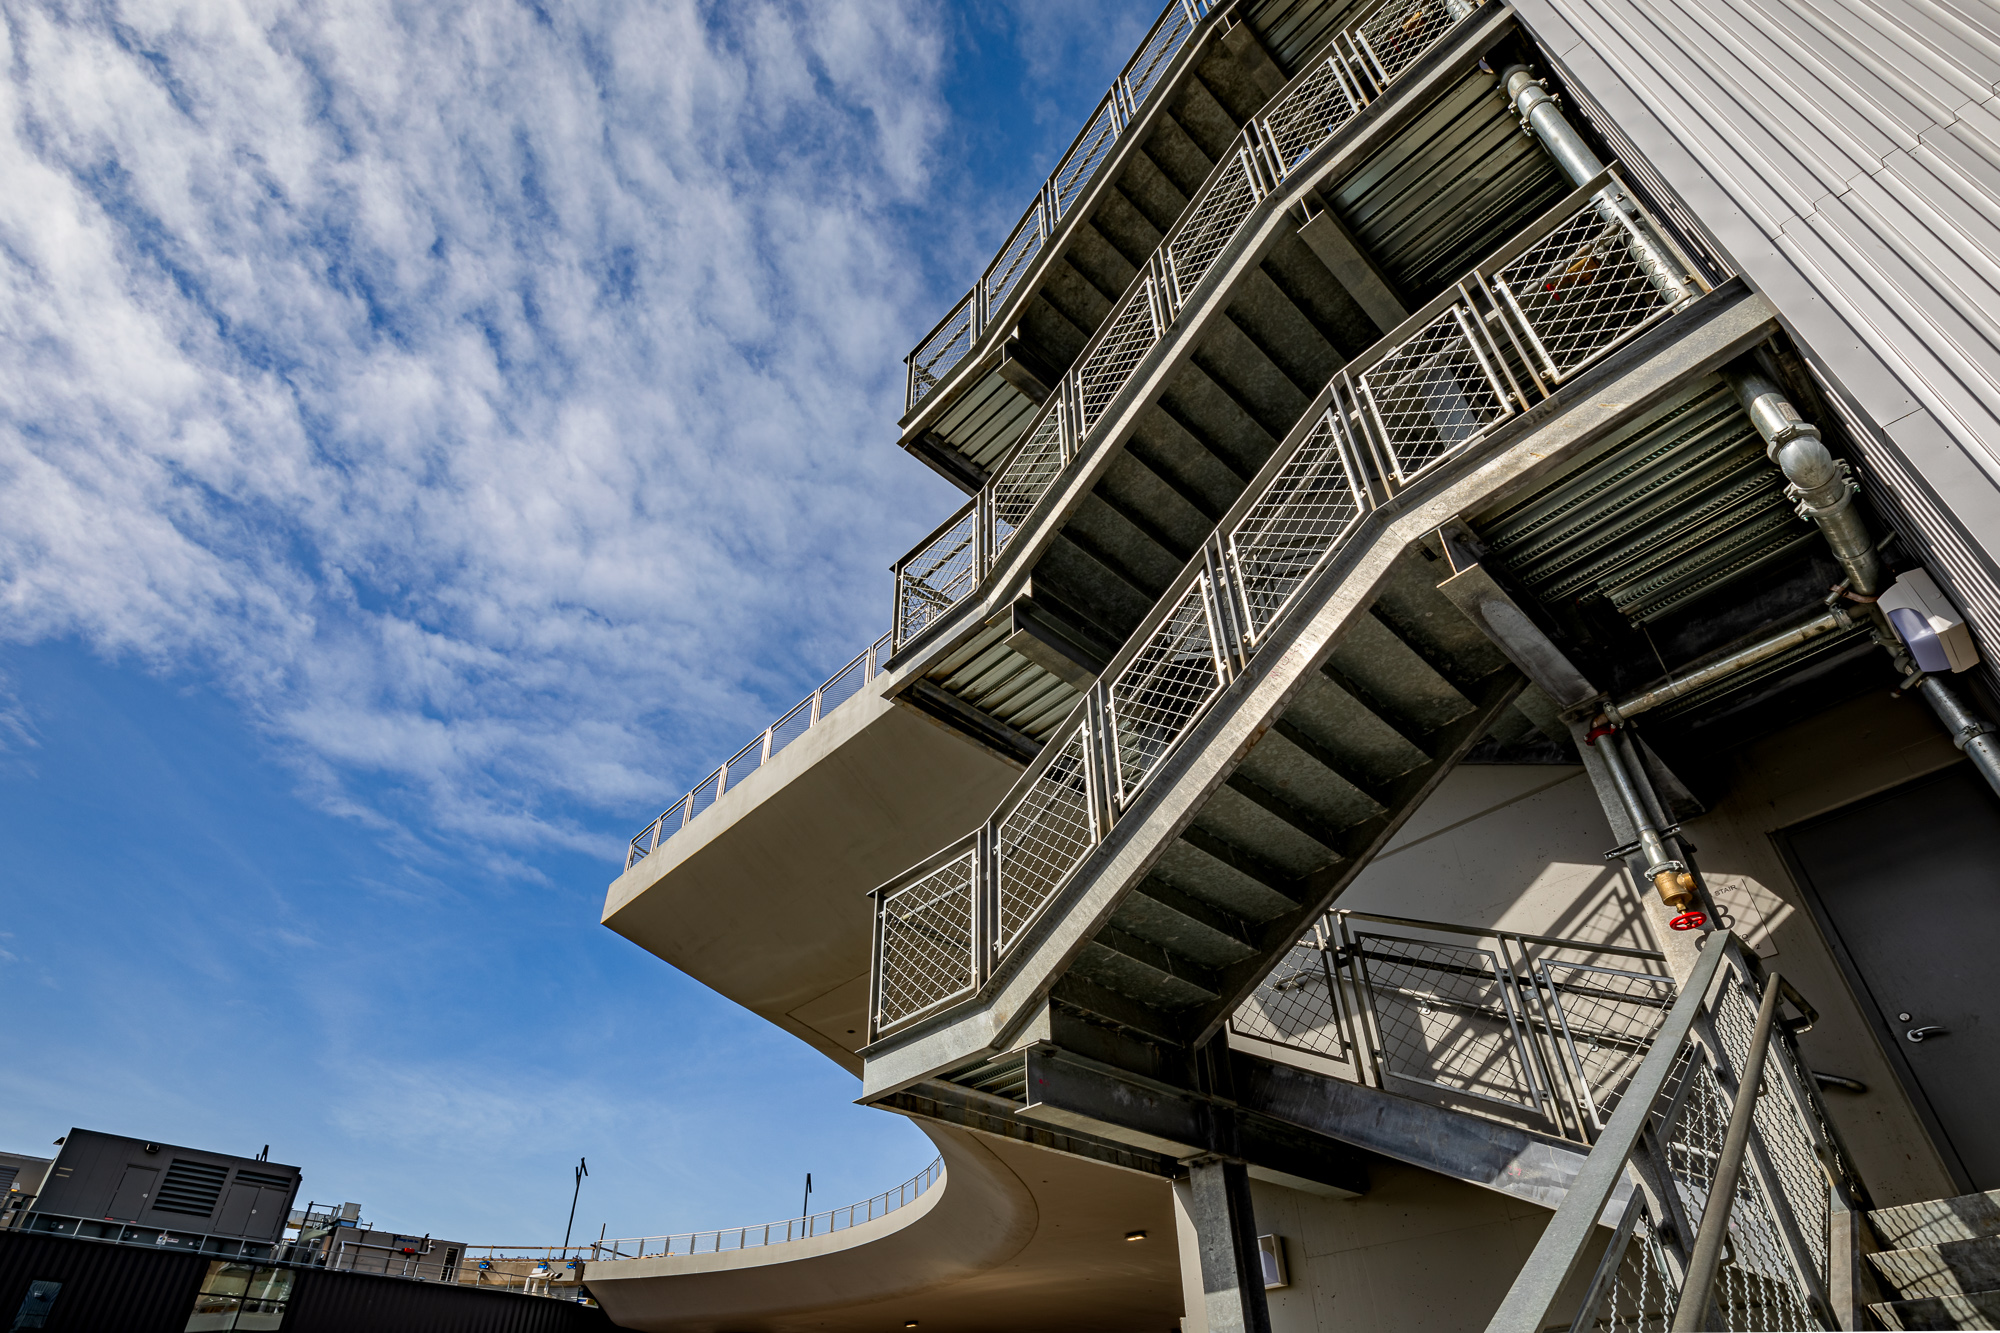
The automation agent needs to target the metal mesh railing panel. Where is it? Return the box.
[1052,96,1124,218]
[1354,934,1542,1110]
[768,699,813,757]
[1492,197,1676,385]
[1358,304,1510,481]
[909,296,976,408]
[687,770,723,821]
[1591,1208,1676,1332]
[1357,0,1468,85]
[1233,935,1344,1056]
[1227,412,1365,639]
[897,506,980,647]
[819,651,871,716]
[877,851,977,1029]
[1166,153,1259,308]
[1125,2,1202,108]
[1260,57,1361,175]
[988,406,1068,562]
[724,738,764,790]
[1713,982,1830,1280]
[995,724,1096,954]
[983,205,1048,317]
[1660,1061,1817,1332]
[1075,287,1160,432]
[1109,581,1224,804]
[1541,962,1675,1128]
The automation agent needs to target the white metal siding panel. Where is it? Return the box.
[1512,0,2000,680]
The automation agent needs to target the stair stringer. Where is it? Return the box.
[859,282,1780,1101]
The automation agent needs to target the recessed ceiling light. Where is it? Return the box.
[1125,1230,1147,1242]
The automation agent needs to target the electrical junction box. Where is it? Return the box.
[1258,1233,1288,1289]
[1880,569,1980,674]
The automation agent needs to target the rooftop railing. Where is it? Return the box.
[625,632,892,871]
[894,0,1483,651]
[903,0,1218,413]
[872,166,1707,1039]
[462,1157,945,1264]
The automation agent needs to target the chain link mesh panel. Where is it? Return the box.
[896,505,980,648]
[982,204,1048,318]
[877,849,977,1030]
[1659,1059,1817,1332]
[1166,153,1260,309]
[1358,304,1510,482]
[1075,284,1161,432]
[1713,981,1831,1281]
[1356,0,1470,85]
[988,404,1068,564]
[1233,934,1345,1056]
[1541,961,1676,1129]
[1227,411,1366,640]
[1353,933,1544,1111]
[909,295,976,409]
[1260,57,1362,176]
[1109,580,1225,805]
[995,724,1097,955]
[1052,96,1124,218]
[1589,1207,1676,1332]
[1491,196,1677,385]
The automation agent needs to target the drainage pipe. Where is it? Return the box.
[1721,364,1884,596]
[1498,65,1695,307]
[1606,607,1851,722]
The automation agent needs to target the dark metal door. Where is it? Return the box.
[217,1183,256,1235]
[1779,762,2000,1191]
[107,1165,157,1220]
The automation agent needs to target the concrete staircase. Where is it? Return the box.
[1869,1190,2000,1332]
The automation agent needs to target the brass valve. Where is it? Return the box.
[1652,868,1696,909]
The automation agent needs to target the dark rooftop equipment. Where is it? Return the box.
[25,1129,301,1258]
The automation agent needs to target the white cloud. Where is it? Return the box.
[0,0,967,863]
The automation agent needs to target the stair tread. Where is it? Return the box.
[1874,1191,2000,1248]
[1869,1235,2000,1301]
[1867,1288,2000,1332]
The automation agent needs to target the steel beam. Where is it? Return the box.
[1187,1156,1274,1333]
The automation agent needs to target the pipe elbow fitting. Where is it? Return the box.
[1652,869,1696,909]
[1773,435,1840,492]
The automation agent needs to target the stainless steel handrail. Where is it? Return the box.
[904,0,1217,411]
[464,1157,945,1263]
[625,631,893,870]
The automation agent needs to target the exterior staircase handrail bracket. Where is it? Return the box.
[868,166,1703,1043]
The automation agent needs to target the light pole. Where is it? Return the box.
[802,1173,812,1221]
[563,1158,588,1252]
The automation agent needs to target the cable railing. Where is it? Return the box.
[625,632,893,871]
[904,0,1218,412]
[1235,911,1676,1145]
[870,166,1707,1038]
[1485,935,1866,1333]
[461,1158,945,1265]
[893,0,1482,649]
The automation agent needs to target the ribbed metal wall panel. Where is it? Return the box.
[1509,0,2000,681]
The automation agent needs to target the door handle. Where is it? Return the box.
[1906,1025,1949,1043]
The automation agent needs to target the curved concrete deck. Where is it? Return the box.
[604,668,1020,1072]
[583,1121,1179,1333]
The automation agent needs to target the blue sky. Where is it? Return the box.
[0,0,1161,1241]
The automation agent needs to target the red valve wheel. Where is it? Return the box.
[1670,910,1707,932]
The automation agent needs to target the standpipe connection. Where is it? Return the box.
[1498,65,1696,307]
[1587,720,1703,927]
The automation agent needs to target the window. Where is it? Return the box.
[10,1280,59,1331]
[184,1262,294,1331]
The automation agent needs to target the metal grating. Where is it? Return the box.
[1591,1208,1677,1332]
[1712,982,1830,1279]
[1108,580,1226,805]
[1358,304,1511,481]
[1540,960,1674,1128]
[156,1160,229,1218]
[1052,96,1125,218]
[989,405,1070,563]
[995,724,1098,954]
[1356,0,1468,85]
[1260,53,1363,176]
[983,205,1049,317]
[898,505,980,645]
[1227,410,1366,639]
[1165,153,1261,309]
[909,296,977,408]
[877,849,977,1029]
[1232,934,1345,1055]
[1352,933,1543,1111]
[1491,197,1678,386]
[1124,1,1203,107]
[1075,284,1162,432]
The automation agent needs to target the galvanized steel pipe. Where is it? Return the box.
[1499,65,1695,307]
[1592,725,1695,912]
[1607,608,1849,722]
[1721,364,1884,595]
[1917,674,2000,795]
